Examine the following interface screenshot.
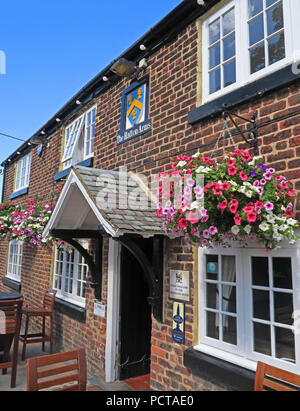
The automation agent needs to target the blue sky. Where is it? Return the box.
[0,0,182,196]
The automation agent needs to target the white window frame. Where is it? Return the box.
[196,243,300,374]
[15,152,32,192]
[53,242,88,308]
[202,0,296,103]
[7,240,23,282]
[84,104,97,160]
[62,114,85,169]
[62,104,97,169]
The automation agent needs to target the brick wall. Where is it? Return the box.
[1,14,300,390]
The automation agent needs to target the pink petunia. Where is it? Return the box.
[228,166,237,176]
[234,214,241,226]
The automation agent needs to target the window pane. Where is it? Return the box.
[222,8,235,36]
[275,327,295,362]
[207,311,219,340]
[206,283,219,310]
[253,290,270,320]
[274,292,294,325]
[266,2,284,36]
[248,0,263,18]
[252,257,269,286]
[249,15,264,46]
[209,19,220,45]
[222,256,236,282]
[268,32,285,65]
[206,255,218,280]
[273,258,292,290]
[222,285,236,313]
[266,0,278,7]
[209,43,220,69]
[223,59,236,87]
[250,42,265,73]
[209,68,221,94]
[223,315,237,345]
[254,322,272,356]
[223,34,235,61]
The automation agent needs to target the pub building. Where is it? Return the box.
[1,0,300,391]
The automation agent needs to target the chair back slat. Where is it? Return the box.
[27,348,87,391]
[0,299,23,336]
[42,289,57,311]
[255,362,300,391]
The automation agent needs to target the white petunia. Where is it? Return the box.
[244,225,252,234]
[177,161,187,167]
[259,222,270,232]
[231,225,240,235]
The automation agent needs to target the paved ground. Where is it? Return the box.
[0,345,131,391]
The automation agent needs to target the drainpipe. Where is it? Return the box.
[1,163,6,203]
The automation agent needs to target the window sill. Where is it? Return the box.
[54,157,93,181]
[9,187,28,200]
[188,64,300,125]
[2,277,21,292]
[54,297,86,323]
[183,346,255,391]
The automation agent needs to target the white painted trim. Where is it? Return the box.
[105,239,121,382]
[43,169,118,238]
[202,0,296,104]
[198,245,300,374]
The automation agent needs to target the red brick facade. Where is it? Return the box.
[1,3,300,391]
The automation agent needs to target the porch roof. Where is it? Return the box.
[43,166,164,239]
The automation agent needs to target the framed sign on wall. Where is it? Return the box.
[117,77,151,145]
[170,270,190,302]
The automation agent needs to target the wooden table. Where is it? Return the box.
[0,292,22,352]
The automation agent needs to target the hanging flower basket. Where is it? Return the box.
[157,149,299,250]
[0,201,54,246]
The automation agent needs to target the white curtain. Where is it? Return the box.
[221,255,236,328]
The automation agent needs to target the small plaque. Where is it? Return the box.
[207,262,218,274]
[170,270,190,302]
[94,300,106,318]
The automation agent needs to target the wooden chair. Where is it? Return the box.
[27,349,87,391]
[19,289,57,360]
[255,361,300,391]
[0,298,23,388]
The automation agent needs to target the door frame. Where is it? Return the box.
[105,238,121,382]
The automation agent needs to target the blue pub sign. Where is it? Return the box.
[117,78,151,144]
[172,301,185,344]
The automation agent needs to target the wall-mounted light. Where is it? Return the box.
[139,44,147,51]
[76,100,81,105]
[56,118,61,123]
[110,58,137,77]
[17,151,21,155]
[41,131,46,135]
[29,135,46,145]
[102,76,109,82]
[197,0,206,5]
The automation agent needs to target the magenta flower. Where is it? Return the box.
[203,230,210,239]
[263,172,273,180]
[264,202,274,211]
[209,226,218,235]
[186,178,195,187]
